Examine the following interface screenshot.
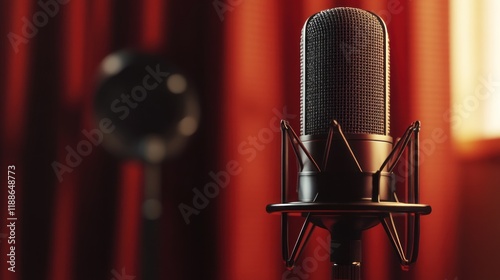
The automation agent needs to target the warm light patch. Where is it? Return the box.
[482,1,500,138]
[451,0,500,141]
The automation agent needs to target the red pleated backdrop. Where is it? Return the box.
[0,1,458,279]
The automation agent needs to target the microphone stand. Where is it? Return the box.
[330,233,361,280]
[332,263,361,280]
[141,162,162,280]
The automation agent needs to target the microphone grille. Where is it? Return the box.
[300,7,390,136]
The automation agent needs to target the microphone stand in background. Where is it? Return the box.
[93,51,200,280]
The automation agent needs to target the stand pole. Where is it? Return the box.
[332,263,361,280]
[142,163,162,280]
[330,233,362,280]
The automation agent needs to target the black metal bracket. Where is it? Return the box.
[275,120,428,270]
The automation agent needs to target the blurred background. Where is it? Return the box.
[0,0,499,279]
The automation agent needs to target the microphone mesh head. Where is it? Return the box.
[300,7,390,136]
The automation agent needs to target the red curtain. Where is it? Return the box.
[0,1,457,279]
[219,1,458,279]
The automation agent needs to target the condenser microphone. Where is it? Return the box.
[299,7,392,202]
[267,7,431,280]
[300,7,391,278]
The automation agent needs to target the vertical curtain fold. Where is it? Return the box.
[408,1,459,279]
[49,2,87,279]
[219,1,284,279]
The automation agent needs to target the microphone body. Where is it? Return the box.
[299,8,391,277]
